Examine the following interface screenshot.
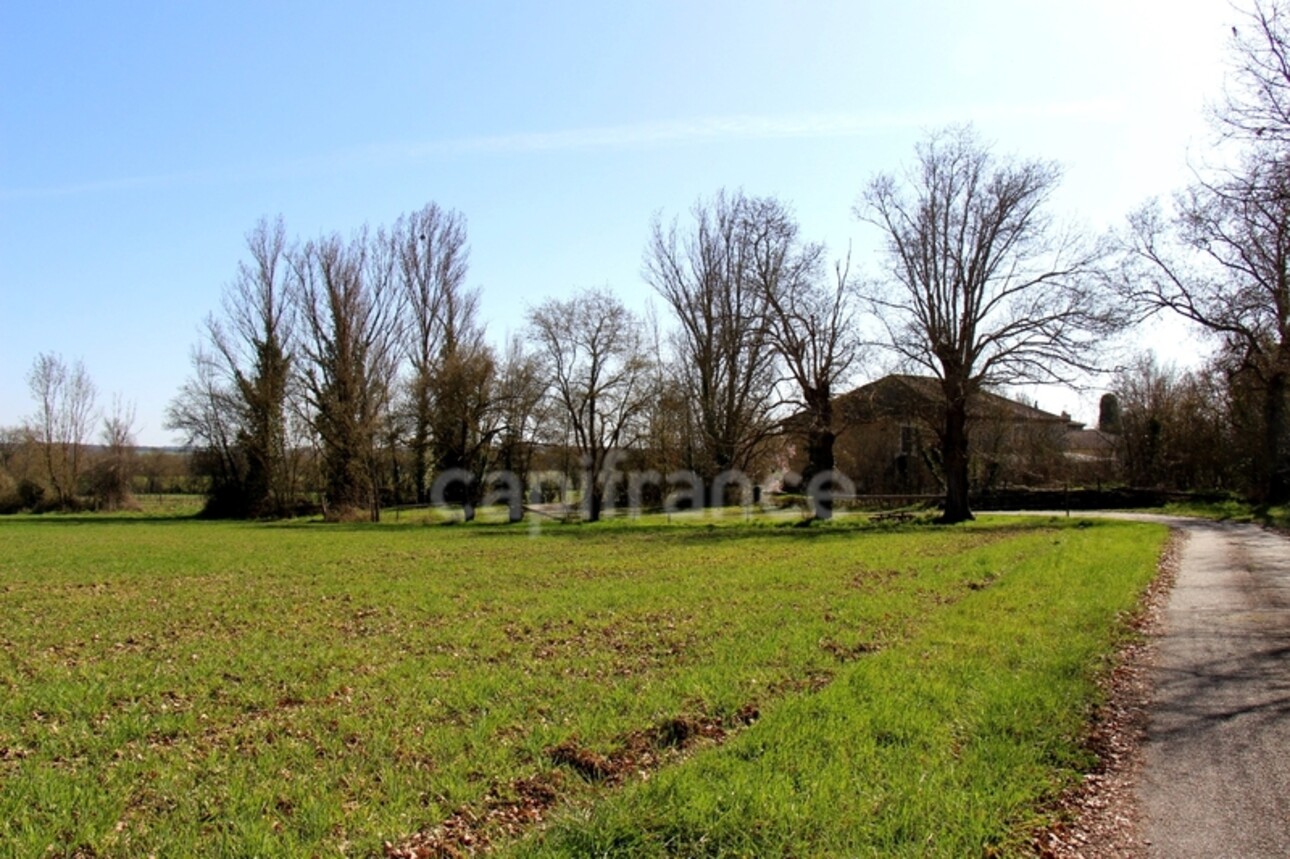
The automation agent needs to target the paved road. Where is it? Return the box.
[1130,517,1290,858]
[989,512,1290,855]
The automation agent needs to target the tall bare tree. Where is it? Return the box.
[167,218,297,517]
[859,126,1117,523]
[423,269,497,510]
[1115,2,1290,503]
[393,204,470,502]
[291,229,401,521]
[429,342,507,518]
[217,217,295,515]
[26,353,97,508]
[527,287,652,522]
[644,190,786,497]
[763,247,863,519]
[638,306,693,483]
[493,334,548,499]
[167,347,244,506]
[92,395,138,510]
[1123,154,1290,501]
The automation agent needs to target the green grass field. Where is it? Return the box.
[0,513,1166,857]
[1151,499,1290,529]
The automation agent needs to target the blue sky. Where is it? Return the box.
[1,1,1231,444]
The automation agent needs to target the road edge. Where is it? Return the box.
[1029,526,1185,858]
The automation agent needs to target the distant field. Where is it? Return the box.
[0,513,1166,857]
[1153,499,1290,530]
[126,494,207,517]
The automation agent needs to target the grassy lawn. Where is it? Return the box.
[1151,499,1290,529]
[0,513,1165,857]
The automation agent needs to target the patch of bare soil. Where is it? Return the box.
[1030,529,1184,858]
[384,773,564,859]
[384,706,759,858]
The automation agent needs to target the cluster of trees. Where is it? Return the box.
[0,354,140,513]
[166,193,865,522]
[8,3,1288,523]
[1116,1,1290,504]
[1104,350,1278,495]
[165,207,513,521]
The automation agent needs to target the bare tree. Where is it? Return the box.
[26,353,98,508]
[1123,153,1290,501]
[0,426,22,483]
[527,287,652,522]
[220,217,296,516]
[422,267,498,514]
[91,395,138,510]
[1112,353,1241,492]
[167,347,245,506]
[216,218,296,515]
[1216,0,1290,145]
[0,425,28,511]
[644,190,786,499]
[429,342,507,520]
[1113,1,1290,503]
[167,218,297,517]
[291,229,402,521]
[763,247,864,519]
[493,334,548,501]
[393,204,470,502]
[858,126,1118,523]
[638,305,693,482]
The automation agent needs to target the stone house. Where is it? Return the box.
[781,375,1114,494]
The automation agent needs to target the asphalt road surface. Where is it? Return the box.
[1133,517,1290,858]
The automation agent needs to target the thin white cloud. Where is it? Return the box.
[1,101,1122,200]
[378,101,1122,156]
[0,167,224,200]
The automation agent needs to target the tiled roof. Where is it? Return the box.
[833,374,1080,426]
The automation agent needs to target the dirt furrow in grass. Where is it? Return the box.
[500,522,1167,857]
[0,517,1107,856]
[384,708,759,858]
[381,555,1018,858]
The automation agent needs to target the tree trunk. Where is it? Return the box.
[585,488,602,523]
[412,382,431,504]
[940,398,974,524]
[1265,369,1289,504]
[387,441,401,508]
[805,427,837,520]
[413,443,428,505]
[580,453,603,522]
[801,390,836,520]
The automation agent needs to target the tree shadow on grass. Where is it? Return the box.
[434,514,1099,544]
[0,513,205,526]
